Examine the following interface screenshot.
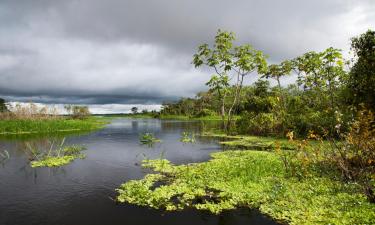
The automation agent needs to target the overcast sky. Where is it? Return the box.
[0,0,374,113]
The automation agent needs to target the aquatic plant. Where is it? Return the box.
[202,132,296,150]
[180,131,196,143]
[139,132,161,146]
[116,150,375,225]
[26,138,86,168]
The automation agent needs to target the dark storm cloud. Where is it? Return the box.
[0,0,374,105]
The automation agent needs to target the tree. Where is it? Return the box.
[71,106,90,119]
[262,60,293,90]
[261,60,293,132]
[131,107,138,114]
[348,30,375,111]
[0,98,8,112]
[193,29,267,132]
[293,48,346,135]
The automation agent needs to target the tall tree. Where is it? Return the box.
[348,30,375,110]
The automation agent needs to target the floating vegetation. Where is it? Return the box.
[30,145,86,168]
[116,150,375,225]
[202,132,305,150]
[180,131,196,143]
[139,132,161,146]
[25,138,86,168]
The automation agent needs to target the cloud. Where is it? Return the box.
[0,0,374,111]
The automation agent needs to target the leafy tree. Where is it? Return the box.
[262,60,293,90]
[193,30,267,132]
[261,60,293,131]
[348,30,375,110]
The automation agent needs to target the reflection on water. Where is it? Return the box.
[0,118,278,225]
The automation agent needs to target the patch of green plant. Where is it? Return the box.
[0,117,107,135]
[27,138,86,168]
[201,132,295,150]
[116,150,375,225]
[139,133,161,146]
[180,132,196,143]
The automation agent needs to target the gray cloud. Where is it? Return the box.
[0,0,374,108]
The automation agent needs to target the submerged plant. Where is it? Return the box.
[139,132,161,146]
[180,131,196,143]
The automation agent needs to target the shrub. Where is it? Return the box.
[236,112,281,136]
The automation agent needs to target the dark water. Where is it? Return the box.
[0,118,278,225]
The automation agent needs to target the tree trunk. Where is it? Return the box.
[227,74,244,133]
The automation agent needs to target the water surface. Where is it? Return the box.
[0,118,278,225]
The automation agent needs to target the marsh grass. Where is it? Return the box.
[117,150,375,224]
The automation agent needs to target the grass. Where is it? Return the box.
[0,117,107,135]
[116,150,375,225]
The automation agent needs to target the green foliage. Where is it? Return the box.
[28,141,86,168]
[348,29,375,110]
[117,150,375,224]
[193,29,268,132]
[237,112,280,136]
[30,155,77,167]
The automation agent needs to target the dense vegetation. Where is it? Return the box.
[117,29,375,224]
[161,30,375,138]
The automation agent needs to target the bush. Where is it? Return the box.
[195,108,216,117]
[236,112,281,136]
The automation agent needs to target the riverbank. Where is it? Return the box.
[117,149,375,225]
[0,117,107,135]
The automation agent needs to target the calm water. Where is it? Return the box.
[0,118,278,225]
